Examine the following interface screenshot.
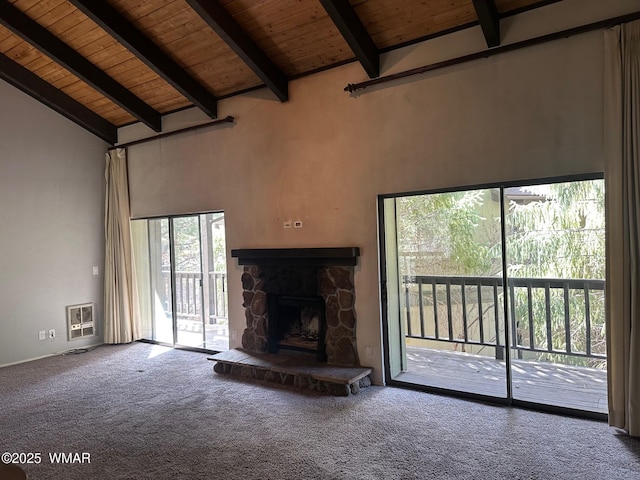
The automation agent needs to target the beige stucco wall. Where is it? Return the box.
[121,0,637,383]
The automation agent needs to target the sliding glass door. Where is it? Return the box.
[148,217,173,344]
[172,216,205,348]
[382,188,508,398]
[381,177,607,414]
[504,181,607,412]
[132,213,229,352]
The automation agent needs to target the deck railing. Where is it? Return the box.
[402,275,606,362]
[161,270,228,323]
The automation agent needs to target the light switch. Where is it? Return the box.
[93,266,99,276]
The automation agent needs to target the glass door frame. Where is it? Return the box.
[378,173,607,421]
[170,214,205,349]
[134,211,227,355]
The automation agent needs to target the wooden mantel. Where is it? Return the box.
[230,247,360,266]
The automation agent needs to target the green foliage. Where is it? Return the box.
[160,214,227,273]
[505,181,605,279]
[209,219,227,272]
[396,190,497,276]
[173,217,202,272]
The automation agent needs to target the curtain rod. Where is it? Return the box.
[108,115,235,150]
[345,10,640,93]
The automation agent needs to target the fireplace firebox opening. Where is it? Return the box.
[267,294,327,362]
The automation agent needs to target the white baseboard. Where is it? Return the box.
[0,342,105,368]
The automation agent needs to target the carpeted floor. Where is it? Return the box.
[1,342,638,480]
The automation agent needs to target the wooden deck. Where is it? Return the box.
[397,346,608,414]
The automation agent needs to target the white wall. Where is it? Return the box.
[121,0,638,384]
[0,80,107,366]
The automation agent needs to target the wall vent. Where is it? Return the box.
[66,303,95,340]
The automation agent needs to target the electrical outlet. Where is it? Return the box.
[38,330,46,341]
[92,266,99,276]
[49,329,55,340]
[293,220,302,228]
[365,346,373,359]
[231,329,237,341]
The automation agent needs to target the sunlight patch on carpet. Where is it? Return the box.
[147,345,172,359]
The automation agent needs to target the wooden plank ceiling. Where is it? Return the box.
[0,0,557,143]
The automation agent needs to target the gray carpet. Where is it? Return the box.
[1,343,638,480]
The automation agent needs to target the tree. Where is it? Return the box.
[505,181,605,279]
[396,189,497,277]
[172,216,202,272]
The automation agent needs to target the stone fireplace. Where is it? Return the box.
[231,248,360,366]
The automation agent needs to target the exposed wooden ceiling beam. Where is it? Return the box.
[319,0,379,78]
[0,53,116,144]
[0,0,161,132]
[69,0,218,119]
[473,0,501,47]
[185,0,288,102]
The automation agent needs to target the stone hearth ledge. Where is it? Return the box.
[209,348,372,396]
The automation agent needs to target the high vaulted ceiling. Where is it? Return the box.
[0,0,561,144]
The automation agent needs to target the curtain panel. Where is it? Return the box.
[605,20,640,436]
[104,148,142,344]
